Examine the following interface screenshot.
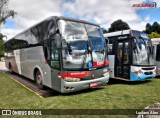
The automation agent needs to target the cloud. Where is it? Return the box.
[1,0,63,39]
[9,0,63,28]
[144,15,150,22]
[63,0,147,30]
[1,0,158,40]
[1,28,21,41]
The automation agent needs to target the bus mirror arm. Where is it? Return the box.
[105,37,109,44]
[132,42,136,49]
[55,27,59,34]
[55,33,62,48]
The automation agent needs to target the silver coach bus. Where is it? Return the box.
[104,30,156,81]
[4,16,109,93]
[151,38,160,76]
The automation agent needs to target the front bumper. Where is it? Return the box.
[60,74,109,93]
[130,72,155,81]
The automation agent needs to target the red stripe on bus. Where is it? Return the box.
[60,71,87,78]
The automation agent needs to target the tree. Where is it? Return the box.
[144,21,160,34]
[152,22,160,33]
[0,0,16,25]
[148,32,160,38]
[146,23,152,29]
[108,19,130,32]
[0,0,16,57]
[101,28,108,34]
[0,33,6,57]
[145,23,152,34]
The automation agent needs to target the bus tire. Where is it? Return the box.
[35,70,45,90]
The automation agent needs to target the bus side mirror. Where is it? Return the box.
[132,42,136,49]
[55,33,61,48]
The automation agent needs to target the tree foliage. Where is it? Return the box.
[0,33,6,57]
[108,19,130,32]
[145,23,152,34]
[101,27,108,34]
[148,32,160,38]
[0,0,17,24]
[144,21,160,34]
[0,0,16,57]
[145,22,160,38]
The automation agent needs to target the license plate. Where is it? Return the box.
[90,82,98,87]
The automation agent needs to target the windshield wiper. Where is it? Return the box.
[81,41,93,69]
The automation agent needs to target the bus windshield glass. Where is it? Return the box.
[58,20,107,69]
[133,36,155,65]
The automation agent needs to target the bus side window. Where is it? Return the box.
[50,38,59,69]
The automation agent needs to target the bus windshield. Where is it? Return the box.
[133,37,155,65]
[58,20,107,69]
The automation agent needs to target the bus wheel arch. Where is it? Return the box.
[33,67,45,89]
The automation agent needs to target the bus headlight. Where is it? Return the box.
[103,71,109,77]
[134,70,143,75]
[64,77,80,82]
[103,68,108,73]
[103,68,109,77]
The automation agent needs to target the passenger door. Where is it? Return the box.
[115,40,130,79]
[50,37,61,90]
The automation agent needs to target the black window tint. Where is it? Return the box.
[31,20,56,43]
[5,19,56,50]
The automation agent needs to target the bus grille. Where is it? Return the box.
[141,67,155,70]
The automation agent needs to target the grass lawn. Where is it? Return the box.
[0,72,160,117]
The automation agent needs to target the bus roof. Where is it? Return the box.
[6,16,99,42]
[58,16,99,26]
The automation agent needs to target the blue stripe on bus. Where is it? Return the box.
[130,72,155,81]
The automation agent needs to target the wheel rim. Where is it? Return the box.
[36,74,42,85]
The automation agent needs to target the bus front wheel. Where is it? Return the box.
[35,70,44,90]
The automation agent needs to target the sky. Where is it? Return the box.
[1,0,160,40]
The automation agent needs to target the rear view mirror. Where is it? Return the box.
[55,33,61,48]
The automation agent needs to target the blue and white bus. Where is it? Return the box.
[151,38,160,76]
[104,30,156,81]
